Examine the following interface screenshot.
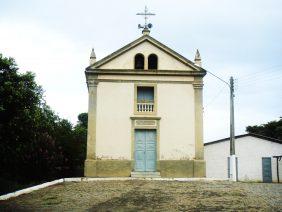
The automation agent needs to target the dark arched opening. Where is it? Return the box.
[134,54,144,69]
[148,54,158,69]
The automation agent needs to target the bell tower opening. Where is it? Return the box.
[135,54,145,69]
[148,54,158,69]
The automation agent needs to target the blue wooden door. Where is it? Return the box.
[134,130,156,172]
[135,130,146,171]
[262,157,272,183]
[145,130,157,171]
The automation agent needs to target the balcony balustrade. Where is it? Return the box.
[137,102,154,112]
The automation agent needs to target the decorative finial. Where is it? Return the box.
[137,6,155,35]
[90,48,96,65]
[194,49,202,67]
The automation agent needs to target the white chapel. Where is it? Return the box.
[84,17,207,177]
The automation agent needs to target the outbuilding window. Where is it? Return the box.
[134,54,144,69]
[148,54,158,69]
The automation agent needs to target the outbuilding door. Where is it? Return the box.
[134,129,156,172]
[262,157,272,183]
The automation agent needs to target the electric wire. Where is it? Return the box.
[204,86,227,108]
[239,71,282,84]
[238,74,282,88]
[238,64,282,80]
[204,65,282,110]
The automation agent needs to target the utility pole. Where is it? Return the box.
[229,76,237,181]
[206,71,237,182]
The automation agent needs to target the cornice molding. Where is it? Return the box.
[130,116,161,120]
[97,79,193,84]
[87,79,98,87]
[193,83,204,89]
[85,69,206,77]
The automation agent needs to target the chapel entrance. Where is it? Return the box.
[134,129,157,172]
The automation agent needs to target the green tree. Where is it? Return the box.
[0,55,61,191]
[72,113,88,174]
[0,53,88,194]
[246,118,282,140]
[77,112,88,128]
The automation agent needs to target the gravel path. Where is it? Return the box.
[0,180,281,211]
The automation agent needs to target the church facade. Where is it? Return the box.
[84,29,206,177]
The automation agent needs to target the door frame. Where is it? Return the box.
[130,116,160,169]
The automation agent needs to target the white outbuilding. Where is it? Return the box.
[204,133,282,182]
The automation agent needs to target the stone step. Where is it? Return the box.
[131,172,161,178]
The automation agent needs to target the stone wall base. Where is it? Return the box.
[158,160,206,178]
[84,159,206,178]
[84,159,134,177]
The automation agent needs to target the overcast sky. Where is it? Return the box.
[1,0,281,142]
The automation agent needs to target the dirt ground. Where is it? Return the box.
[0,180,281,211]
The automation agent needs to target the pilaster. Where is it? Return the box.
[193,78,204,160]
[86,79,98,160]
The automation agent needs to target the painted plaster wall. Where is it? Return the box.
[204,141,230,180]
[204,136,282,182]
[96,82,133,159]
[158,83,195,160]
[96,81,196,160]
[98,74,194,83]
[98,41,193,71]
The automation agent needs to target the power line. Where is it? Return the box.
[238,74,282,87]
[239,64,282,80]
[205,86,226,108]
[239,70,282,83]
[206,70,230,87]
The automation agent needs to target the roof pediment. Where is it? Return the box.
[87,35,204,72]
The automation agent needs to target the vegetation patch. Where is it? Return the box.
[0,53,87,195]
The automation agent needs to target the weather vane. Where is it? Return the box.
[137,6,155,31]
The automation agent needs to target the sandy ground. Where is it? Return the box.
[0,180,281,211]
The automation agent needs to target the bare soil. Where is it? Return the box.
[0,180,281,211]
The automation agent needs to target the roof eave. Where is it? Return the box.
[204,133,282,146]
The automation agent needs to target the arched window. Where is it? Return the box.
[134,54,144,69]
[148,54,158,69]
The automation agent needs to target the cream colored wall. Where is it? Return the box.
[96,80,196,160]
[96,82,134,159]
[98,74,194,82]
[98,41,193,71]
[158,84,195,160]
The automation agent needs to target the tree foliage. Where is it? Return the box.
[246,118,282,140]
[0,54,87,194]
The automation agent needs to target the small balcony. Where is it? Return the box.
[137,102,154,112]
[136,86,155,114]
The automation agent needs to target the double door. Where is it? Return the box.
[134,129,156,172]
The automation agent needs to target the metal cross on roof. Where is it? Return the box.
[137,6,155,30]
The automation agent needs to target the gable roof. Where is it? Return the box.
[86,35,205,71]
[204,133,282,146]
